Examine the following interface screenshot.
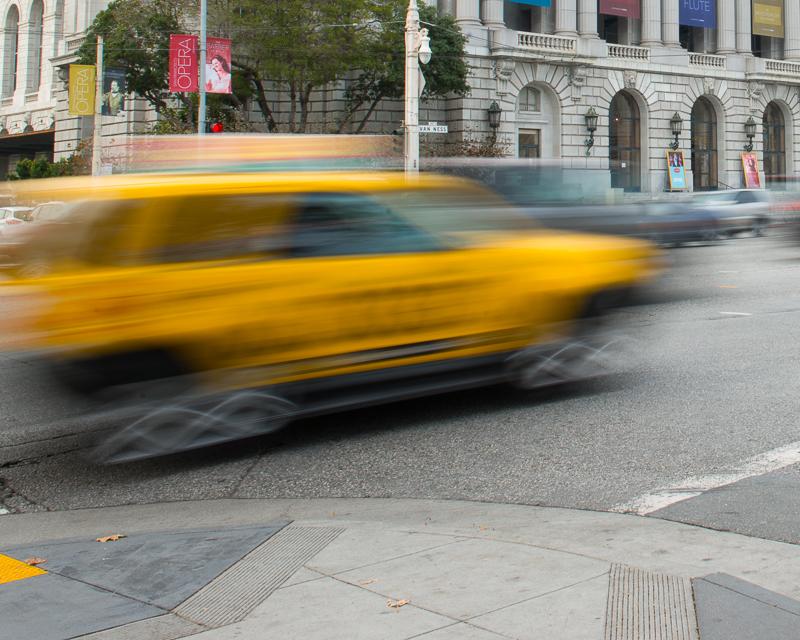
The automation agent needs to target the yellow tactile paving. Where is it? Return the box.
[0,553,46,585]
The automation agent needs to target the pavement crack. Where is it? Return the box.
[0,476,51,514]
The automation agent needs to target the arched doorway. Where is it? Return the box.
[691,97,718,191]
[609,91,641,192]
[763,102,786,184]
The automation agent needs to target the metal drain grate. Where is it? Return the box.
[604,564,699,640]
[174,526,343,628]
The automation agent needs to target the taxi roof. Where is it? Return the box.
[10,171,480,203]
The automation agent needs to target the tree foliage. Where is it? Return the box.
[341,2,469,133]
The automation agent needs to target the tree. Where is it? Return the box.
[214,0,378,132]
[339,2,470,133]
[77,0,195,128]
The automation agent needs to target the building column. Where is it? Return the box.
[661,0,680,47]
[785,0,800,60]
[438,0,455,16]
[481,0,505,29]
[578,0,598,38]
[716,0,736,53]
[641,0,662,46]
[456,0,481,26]
[555,0,577,36]
[736,0,752,54]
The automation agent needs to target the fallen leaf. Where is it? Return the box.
[24,557,46,566]
[359,579,377,586]
[387,598,410,610]
[96,534,127,543]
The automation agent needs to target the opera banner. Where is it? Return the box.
[169,34,198,93]
[101,68,126,117]
[679,0,716,28]
[742,153,762,189]
[753,0,784,38]
[205,37,232,94]
[666,150,688,191]
[68,64,95,116]
[599,0,640,19]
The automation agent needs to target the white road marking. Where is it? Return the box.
[0,507,9,515]
[613,440,800,515]
[719,311,752,316]
[718,270,740,273]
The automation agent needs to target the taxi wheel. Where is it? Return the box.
[93,390,296,463]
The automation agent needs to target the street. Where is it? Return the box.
[2,233,800,545]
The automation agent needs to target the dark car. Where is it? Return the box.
[640,201,720,246]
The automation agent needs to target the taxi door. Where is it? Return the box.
[240,191,527,384]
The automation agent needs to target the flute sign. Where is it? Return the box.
[169,34,199,93]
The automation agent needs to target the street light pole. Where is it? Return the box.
[198,0,207,135]
[91,35,104,176]
[404,0,430,174]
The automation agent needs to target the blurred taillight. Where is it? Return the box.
[6,218,21,224]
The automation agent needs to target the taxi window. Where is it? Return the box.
[156,194,293,263]
[288,192,442,258]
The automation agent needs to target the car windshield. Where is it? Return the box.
[693,192,738,205]
[375,186,536,236]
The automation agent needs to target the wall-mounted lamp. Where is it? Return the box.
[584,107,598,156]
[744,116,756,152]
[670,112,683,150]
[488,100,502,140]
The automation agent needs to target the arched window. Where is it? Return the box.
[517,86,540,112]
[3,5,19,97]
[691,97,718,191]
[28,0,44,92]
[763,102,786,184]
[609,91,641,192]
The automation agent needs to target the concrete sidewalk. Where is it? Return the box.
[2,498,800,640]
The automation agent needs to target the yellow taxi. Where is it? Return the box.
[0,171,662,460]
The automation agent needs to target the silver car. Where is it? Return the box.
[691,189,771,237]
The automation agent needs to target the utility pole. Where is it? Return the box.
[91,35,104,176]
[198,0,207,135]
[404,0,431,174]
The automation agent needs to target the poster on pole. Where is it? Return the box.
[679,0,716,28]
[742,152,762,188]
[68,64,96,116]
[753,0,784,38]
[599,0,640,19]
[666,150,688,191]
[204,37,232,94]
[101,68,126,116]
[169,34,198,93]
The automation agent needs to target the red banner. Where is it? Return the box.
[205,37,232,94]
[599,0,640,19]
[169,34,198,93]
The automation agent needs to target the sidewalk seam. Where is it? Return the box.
[696,577,800,619]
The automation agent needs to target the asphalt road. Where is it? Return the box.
[2,233,800,545]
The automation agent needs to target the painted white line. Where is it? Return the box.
[719,311,752,316]
[718,270,740,273]
[0,507,9,515]
[613,440,800,515]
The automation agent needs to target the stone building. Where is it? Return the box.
[442,0,800,192]
[1,0,800,193]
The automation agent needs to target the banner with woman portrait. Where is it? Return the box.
[742,152,761,188]
[666,150,687,191]
[205,37,232,94]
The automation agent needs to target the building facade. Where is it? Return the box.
[1,0,800,193]
[444,0,800,192]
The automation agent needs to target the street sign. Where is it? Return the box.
[418,122,448,133]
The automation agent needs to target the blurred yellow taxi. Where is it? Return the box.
[0,171,661,458]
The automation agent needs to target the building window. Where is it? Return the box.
[517,87,540,112]
[609,91,641,193]
[599,15,620,44]
[518,130,541,158]
[691,97,718,191]
[763,102,786,184]
[3,6,19,97]
[28,0,44,93]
